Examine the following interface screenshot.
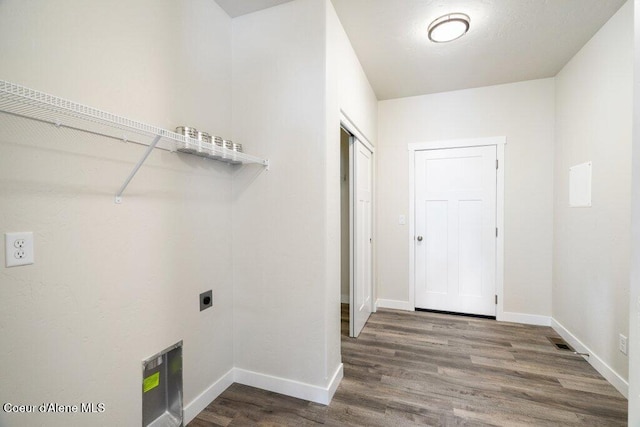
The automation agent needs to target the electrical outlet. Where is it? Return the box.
[5,232,34,267]
[619,334,628,355]
[199,290,213,311]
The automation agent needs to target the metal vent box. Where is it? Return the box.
[142,341,183,427]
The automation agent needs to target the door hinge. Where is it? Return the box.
[496,227,498,238]
[495,295,498,305]
[496,159,499,169]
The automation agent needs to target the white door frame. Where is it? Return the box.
[408,137,505,320]
[341,111,376,324]
[341,111,375,154]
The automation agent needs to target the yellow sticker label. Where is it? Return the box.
[143,372,160,393]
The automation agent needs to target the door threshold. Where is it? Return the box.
[414,308,496,320]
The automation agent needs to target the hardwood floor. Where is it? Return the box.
[188,305,627,426]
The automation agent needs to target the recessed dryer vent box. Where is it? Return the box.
[142,341,183,427]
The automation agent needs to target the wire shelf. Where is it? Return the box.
[0,79,269,203]
[0,79,268,167]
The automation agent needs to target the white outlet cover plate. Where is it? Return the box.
[5,232,34,267]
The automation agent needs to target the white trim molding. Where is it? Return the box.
[184,364,344,424]
[500,312,551,326]
[341,110,373,151]
[551,318,629,398]
[325,363,344,403]
[408,136,506,316]
[235,364,344,406]
[376,298,414,311]
[183,368,235,424]
[408,136,506,152]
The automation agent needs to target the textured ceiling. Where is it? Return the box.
[216,0,627,100]
[331,0,627,100]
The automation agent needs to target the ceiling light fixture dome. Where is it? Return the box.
[428,13,470,43]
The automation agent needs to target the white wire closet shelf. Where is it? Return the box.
[0,79,269,203]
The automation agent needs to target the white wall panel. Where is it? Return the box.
[554,0,633,386]
[232,0,332,391]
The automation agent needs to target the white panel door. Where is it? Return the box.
[351,139,373,337]
[414,146,497,316]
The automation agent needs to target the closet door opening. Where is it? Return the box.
[341,126,373,338]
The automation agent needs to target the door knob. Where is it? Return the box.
[417,236,423,242]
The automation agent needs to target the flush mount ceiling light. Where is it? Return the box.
[428,13,470,43]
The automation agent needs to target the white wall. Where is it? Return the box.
[629,1,640,421]
[0,1,234,426]
[326,2,378,144]
[325,0,378,373]
[377,79,555,317]
[553,0,633,389]
[231,0,341,399]
[230,0,377,403]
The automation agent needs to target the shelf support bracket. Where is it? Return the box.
[115,135,162,204]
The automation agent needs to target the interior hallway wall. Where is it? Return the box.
[326,0,379,375]
[231,0,338,395]
[230,0,379,400]
[0,0,235,426]
[377,79,555,318]
[553,0,633,386]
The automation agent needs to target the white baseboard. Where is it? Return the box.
[326,363,344,403]
[184,364,343,423]
[183,368,235,424]
[341,293,349,304]
[376,298,414,311]
[234,363,344,405]
[499,311,551,326]
[551,318,629,398]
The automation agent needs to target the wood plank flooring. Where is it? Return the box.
[188,305,627,426]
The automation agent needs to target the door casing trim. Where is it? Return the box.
[408,137,506,320]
